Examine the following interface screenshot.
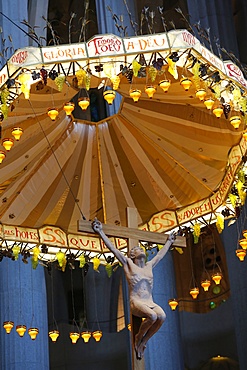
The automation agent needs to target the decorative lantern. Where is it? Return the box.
[69,332,80,344]
[211,272,222,285]
[2,138,14,151]
[180,78,192,91]
[103,90,116,105]
[0,151,6,163]
[201,279,211,291]
[16,325,27,337]
[47,108,59,121]
[168,299,179,310]
[195,89,207,101]
[189,287,199,299]
[49,330,60,342]
[229,115,241,129]
[81,331,91,343]
[145,85,156,99]
[129,89,141,102]
[127,323,131,331]
[204,97,215,110]
[78,97,90,110]
[92,330,102,342]
[159,79,171,93]
[63,102,75,115]
[239,238,247,249]
[236,248,246,261]
[12,127,23,141]
[242,230,247,238]
[212,106,223,119]
[3,321,14,334]
[28,327,39,340]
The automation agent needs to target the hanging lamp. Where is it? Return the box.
[212,106,223,119]
[2,138,14,151]
[78,97,90,110]
[238,238,247,249]
[12,127,23,141]
[168,299,179,310]
[211,272,222,285]
[158,79,171,93]
[236,248,246,261]
[63,102,75,115]
[28,327,39,340]
[129,89,141,102]
[92,330,102,342]
[242,131,247,141]
[180,77,192,91]
[49,330,60,342]
[47,108,59,121]
[145,85,156,99]
[195,89,207,101]
[69,332,80,344]
[204,97,215,110]
[16,325,27,337]
[81,331,91,343]
[242,230,247,238]
[229,115,241,129]
[0,150,6,163]
[103,90,116,105]
[3,321,14,334]
[189,287,199,299]
[201,279,211,292]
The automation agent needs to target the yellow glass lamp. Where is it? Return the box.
[129,89,141,102]
[242,230,247,238]
[92,330,102,342]
[3,321,14,334]
[28,327,39,340]
[127,323,131,331]
[69,332,80,344]
[16,325,27,337]
[196,89,207,101]
[103,90,116,105]
[12,127,23,141]
[180,77,192,91]
[212,272,222,285]
[243,131,247,141]
[239,238,247,249]
[213,106,223,119]
[0,151,6,163]
[145,85,156,99]
[63,102,75,115]
[159,79,171,93]
[47,108,59,121]
[229,115,241,129]
[201,279,211,292]
[168,299,179,310]
[49,330,60,342]
[204,97,215,110]
[189,287,199,299]
[2,138,14,151]
[81,331,91,343]
[236,248,246,261]
[78,97,90,110]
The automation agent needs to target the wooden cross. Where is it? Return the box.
[78,207,186,370]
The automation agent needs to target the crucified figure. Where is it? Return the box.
[92,219,176,360]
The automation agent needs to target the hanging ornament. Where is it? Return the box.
[17,72,32,99]
[92,256,101,272]
[79,254,86,268]
[132,59,142,77]
[167,58,178,79]
[192,223,201,244]
[54,75,66,92]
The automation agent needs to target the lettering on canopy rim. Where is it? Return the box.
[87,35,124,56]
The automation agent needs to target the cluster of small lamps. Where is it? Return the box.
[2,321,102,344]
[0,127,23,164]
[236,229,247,261]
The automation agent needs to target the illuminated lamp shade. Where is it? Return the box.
[236,248,246,261]
[212,272,222,285]
[229,115,241,129]
[63,102,75,115]
[12,127,23,141]
[16,325,26,337]
[201,279,211,292]
[158,79,171,93]
[243,131,247,141]
[49,330,60,342]
[242,230,247,238]
[129,89,141,102]
[92,330,102,342]
[168,299,179,310]
[204,97,215,110]
[69,332,80,344]
[3,321,14,334]
[81,331,91,343]
[238,238,247,249]
[127,323,131,331]
[47,108,59,121]
[145,85,156,99]
[212,106,223,119]
[180,77,192,91]
[28,327,39,340]
[2,138,14,151]
[189,287,199,299]
[0,151,6,163]
[195,89,207,101]
[78,97,90,110]
[103,90,116,105]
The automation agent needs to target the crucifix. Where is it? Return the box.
[78,207,185,370]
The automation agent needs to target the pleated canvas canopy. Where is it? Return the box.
[0,29,246,239]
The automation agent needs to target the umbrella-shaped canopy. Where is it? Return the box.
[0,29,246,236]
